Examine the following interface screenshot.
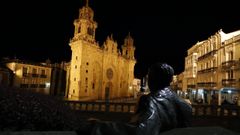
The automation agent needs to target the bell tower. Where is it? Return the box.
[122,33,135,60]
[68,0,98,100]
[73,0,97,43]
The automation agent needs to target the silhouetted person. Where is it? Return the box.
[222,98,230,105]
[210,95,218,105]
[129,63,192,134]
[78,63,192,135]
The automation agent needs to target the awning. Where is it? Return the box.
[220,87,240,94]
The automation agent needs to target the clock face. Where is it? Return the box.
[106,68,113,80]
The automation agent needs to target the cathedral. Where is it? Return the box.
[67,1,136,100]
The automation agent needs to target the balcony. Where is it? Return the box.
[32,74,39,77]
[22,73,31,77]
[20,84,29,88]
[197,67,217,74]
[198,50,217,61]
[40,74,47,78]
[30,84,38,88]
[197,82,217,88]
[222,60,239,71]
[222,79,236,87]
[187,84,196,88]
[39,84,46,88]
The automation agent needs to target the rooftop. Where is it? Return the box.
[219,29,240,42]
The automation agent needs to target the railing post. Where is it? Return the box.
[98,104,101,111]
[195,106,199,116]
[203,106,206,115]
[220,106,224,116]
[80,103,83,111]
[114,104,117,112]
[128,105,131,112]
[85,103,88,111]
[105,100,110,112]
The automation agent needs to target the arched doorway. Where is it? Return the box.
[105,82,113,101]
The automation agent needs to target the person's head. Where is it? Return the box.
[147,63,174,92]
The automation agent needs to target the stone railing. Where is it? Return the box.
[65,101,136,113]
[222,79,237,87]
[198,50,217,61]
[192,105,240,117]
[197,67,217,74]
[197,82,217,87]
[222,60,238,70]
[65,101,240,117]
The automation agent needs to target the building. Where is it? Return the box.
[132,78,141,98]
[182,29,240,104]
[3,59,52,95]
[0,64,13,87]
[49,61,68,97]
[184,42,200,91]
[67,2,136,100]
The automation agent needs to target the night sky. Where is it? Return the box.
[1,0,240,78]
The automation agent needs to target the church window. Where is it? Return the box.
[73,89,75,94]
[76,56,78,60]
[78,26,81,33]
[87,27,93,36]
[75,65,77,69]
[74,78,76,81]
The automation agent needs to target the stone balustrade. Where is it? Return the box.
[192,104,240,117]
[65,101,240,117]
[65,101,136,113]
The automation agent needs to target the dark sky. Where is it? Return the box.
[1,0,240,78]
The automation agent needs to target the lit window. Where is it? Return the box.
[22,67,28,77]
[41,70,45,75]
[32,68,37,74]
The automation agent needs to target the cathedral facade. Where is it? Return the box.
[67,2,136,100]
